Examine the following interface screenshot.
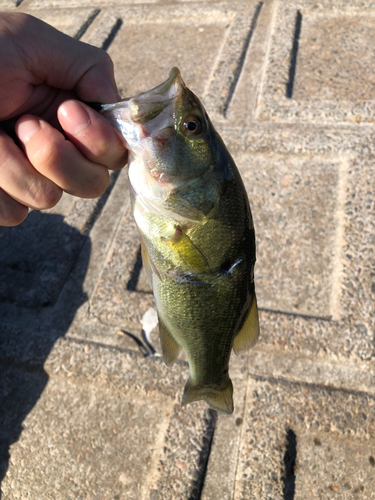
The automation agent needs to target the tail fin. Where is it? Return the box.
[181,378,234,414]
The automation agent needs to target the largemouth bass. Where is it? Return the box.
[101,68,259,414]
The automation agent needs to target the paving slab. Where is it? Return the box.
[256,0,375,124]
[0,0,19,8]
[78,1,260,117]
[1,339,214,500]
[21,7,100,39]
[239,152,345,318]
[26,0,159,8]
[293,14,375,101]
[204,376,375,500]
[1,0,375,499]
[0,170,119,325]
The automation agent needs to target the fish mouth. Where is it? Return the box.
[100,67,187,143]
[130,67,182,120]
[128,67,185,139]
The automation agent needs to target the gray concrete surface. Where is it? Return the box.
[1,0,374,499]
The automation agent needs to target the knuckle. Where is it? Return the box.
[111,150,128,170]
[89,131,128,170]
[29,179,62,209]
[90,135,112,159]
[34,139,61,169]
[85,169,109,198]
[42,184,63,209]
[89,46,114,75]
[99,50,114,71]
[0,205,28,227]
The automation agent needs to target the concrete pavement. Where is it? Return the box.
[0,0,374,498]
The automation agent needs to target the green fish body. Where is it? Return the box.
[101,68,259,413]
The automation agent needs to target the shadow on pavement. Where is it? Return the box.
[0,211,91,497]
[282,428,297,500]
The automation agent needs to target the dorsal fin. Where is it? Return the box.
[233,294,259,355]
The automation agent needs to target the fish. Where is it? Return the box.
[101,68,259,414]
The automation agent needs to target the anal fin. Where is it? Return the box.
[141,241,153,290]
[233,293,260,355]
[158,316,181,367]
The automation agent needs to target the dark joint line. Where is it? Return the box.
[286,11,302,99]
[249,373,375,401]
[222,2,263,117]
[102,19,123,52]
[258,307,332,322]
[282,428,297,500]
[188,410,217,500]
[74,9,100,40]
[126,246,143,291]
[82,170,121,237]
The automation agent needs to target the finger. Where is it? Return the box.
[6,13,120,104]
[0,128,62,211]
[58,100,128,170]
[16,115,110,198]
[72,48,121,103]
[0,188,29,226]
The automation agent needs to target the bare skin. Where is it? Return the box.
[0,12,128,226]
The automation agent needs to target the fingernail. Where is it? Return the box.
[59,101,91,135]
[17,118,41,143]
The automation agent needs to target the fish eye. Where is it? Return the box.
[182,116,203,135]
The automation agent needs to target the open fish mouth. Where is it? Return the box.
[129,67,183,124]
[130,68,185,140]
[101,67,186,142]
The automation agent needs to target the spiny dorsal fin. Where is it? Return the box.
[158,315,181,367]
[233,293,259,355]
[181,378,234,414]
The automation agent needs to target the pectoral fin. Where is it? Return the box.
[158,316,181,366]
[164,226,209,273]
[233,294,260,355]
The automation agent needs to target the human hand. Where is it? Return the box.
[0,12,128,226]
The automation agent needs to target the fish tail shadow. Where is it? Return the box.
[181,378,234,414]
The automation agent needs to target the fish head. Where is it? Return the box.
[101,68,228,221]
[108,67,215,176]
